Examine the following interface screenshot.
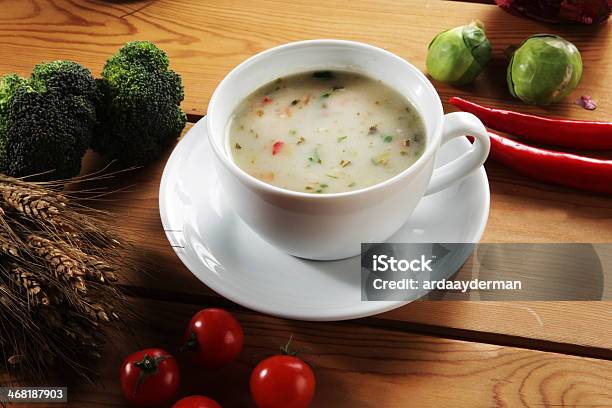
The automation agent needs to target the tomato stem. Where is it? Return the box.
[280,335,309,356]
[280,334,295,355]
[133,354,168,397]
[182,331,198,352]
[277,335,317,370]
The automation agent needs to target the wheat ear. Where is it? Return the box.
[10,265,50,306]
[1,183,65,221]
[26,235,87,292]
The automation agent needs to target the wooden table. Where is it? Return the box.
[2,0,612,406]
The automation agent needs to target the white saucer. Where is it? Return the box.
[159,118,490,321]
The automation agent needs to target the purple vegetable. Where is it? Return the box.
[496,0,611,24]
[575,95,597,110]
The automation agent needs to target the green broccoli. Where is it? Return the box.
[92,41,187,165]
[0,61,97,179]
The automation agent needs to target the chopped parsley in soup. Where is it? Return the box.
[227,70,426,194]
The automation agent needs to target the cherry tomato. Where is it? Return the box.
[172,395,222,408]
[250,355,315,408]
[183,308,244,368]
[119,348,180,407]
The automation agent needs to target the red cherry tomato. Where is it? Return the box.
[250,355,315,408]
[183,308,244,368]
[172,395,222,408]
[120,348,180,407]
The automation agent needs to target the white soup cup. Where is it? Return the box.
[207,40,490,260]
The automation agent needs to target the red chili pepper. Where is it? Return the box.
[272,141,284,155]
[450,97,612,150]
[262,96,273,104]
[488,131,612,194]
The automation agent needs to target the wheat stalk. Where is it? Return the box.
[0,173,133,381]
[26,235,87,292]
[58,242,119,284]
[10,265,50,307]
[0,208,19,256]
[84,257,118,283]
[81,300,111,322]
[1,230,19,256]
[1,183,65,222]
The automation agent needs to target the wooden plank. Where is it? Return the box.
[75,126,612,353]
[2,0,612,355]
[0,0,610,122]
[484,162,612,243]
[448,0,494,3]
[8,297,612,407]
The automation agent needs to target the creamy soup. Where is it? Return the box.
[227,71,426,194]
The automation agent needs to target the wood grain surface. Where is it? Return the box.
[7,297,612,408]
[48,0,608,354]
[1,0,611,405]
[2,0,611,228]
[77,125,612,354]
[1,0,611,122]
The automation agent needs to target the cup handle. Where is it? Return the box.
[425,112,490,195]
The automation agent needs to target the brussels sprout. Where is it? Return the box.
[507,34,583,106]
[426,21,492,86]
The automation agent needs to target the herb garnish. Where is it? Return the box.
[291,99,299,105]
[308,148,322,164]
[297,136,306,145]
[340,159,351,167]
[312,71,335,80]
[368,125,378,135]
[348,182,356,187]
[371,152,390,166]
[315,183,329,194]
[234,142,242,149]
[382,135,393,143]
[321,93,331,98]
[337,136,347,142]
[326,173,339,179]
[332,85,345,91]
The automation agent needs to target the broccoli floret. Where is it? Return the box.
[0,61,97,179]
[31,60,98,98]
[92,41,187,165]
[0,74,31,169]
